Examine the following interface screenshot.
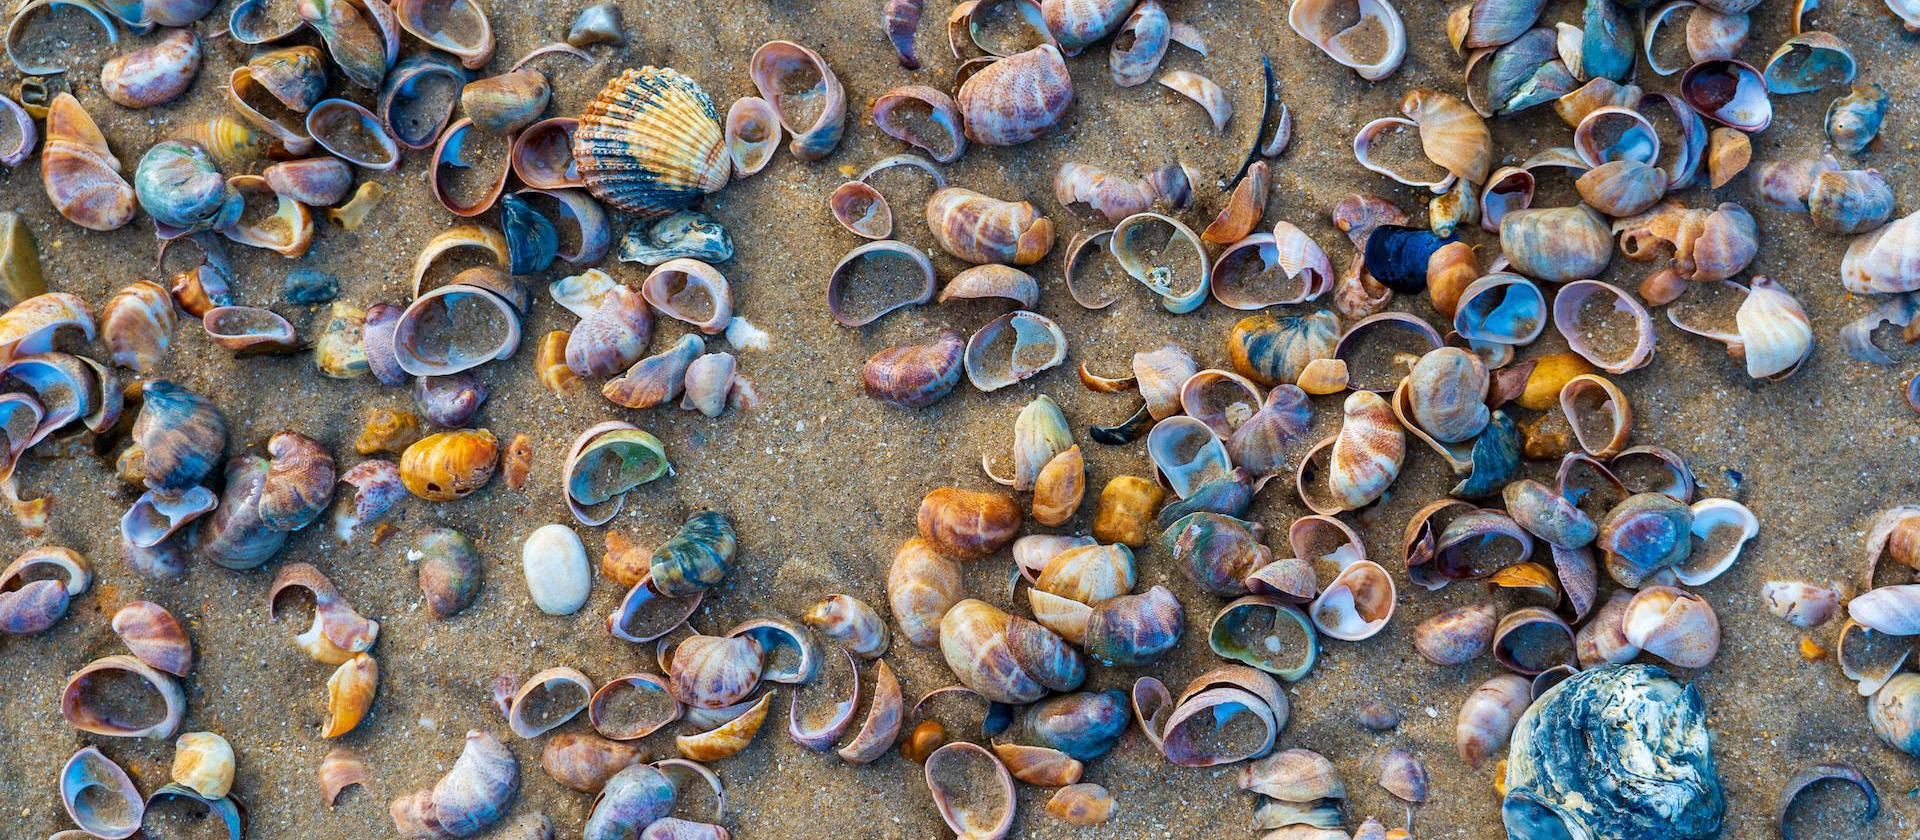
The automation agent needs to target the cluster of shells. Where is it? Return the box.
[2,0,1919,830]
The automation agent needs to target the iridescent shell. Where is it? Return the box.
[574,66,730,217]
[42,94,135,232]
[749,40,846,161]
[957,44,1073,146]
[101,29,201,109]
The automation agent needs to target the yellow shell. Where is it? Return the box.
[573,66,731,217]
[400,429,499,501]
[178,114,272,171]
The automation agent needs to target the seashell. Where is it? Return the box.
[41,94,135,232]
[427,729,520,838]
[1455,673,1529,767]
[924,742,1016,840]
[1762,31,1855,96]
[582,764,675,840]
[566,2,622,46]
[399,428,498,501]
[1354,116,1456,192]
[941,598,1084,703]
[1448,0,1546,52]
[832,659,904,763]
[1503,665,1724,838]
[1324,390,1405,511]
[1244,556,1319,603]
[412,371,488,428]
[889,537,964,648]
[1751,155,1836,213]
[598,331,702,408]
[1228,311,1338,392]
[563,423,670,526]
[254,430,334,533]
[111,601,190,677]
[867,87,965,166]
[319,746,371,807]
[1106,0,1168,86]
[1414,601,1497,665]
[414,527,482,619]
[803,595,889,660]
[428,118,509,216]
[62,747,144,839]
[926,187,1054,266]
[1549,280,1654,376]
[827,239,936,327]
[1558,78,1639,126]
[1363,224,1455,295]
[506,667,593,739]
[462,70,549,136]
[959,309,1065,392]
[565,286,653,379]
[1091,475,1165,547]
[1048,783,1114,825]
[101,29,200,109]
[1773,764,1878,840]
[98,280,176,373]
[1504,478,1597,549]
[1615,200,1758,287]
[677,353,748,418]
[1406,347,1489,444]
[1164,511,1270,597]
[1559,373,1631,460]
[0,213,43,308]
[884,0,923,67]
[64,654,185,739]
[1678,58,1770,131]
[1471,28,1573,116]
[856,331,967,411]
[1308,558,1396,640]
[1673,497,1756,585]
[1210,596,1319,680]
[618,211,732,268]
[1111,212,1210,313]
[750,40,845,160]
[1575,159,1667,218]
[302,98,397,171]
[260,160,351,212]
[162,733,236,804]
[1841,210,1920,295]
[544,733,646,792]
[958,44,1073,146]
[1500,205,1610,282]
[330,459,404,542]
[1762,580,1839,629]
[1239,747,1343,806]
[666,634,762,710]
[1378,748,1429,805]
[1809,169,1894,235]
[639,511,732,598]
[641,259,732,335]
[575,66,730,217]
[992,742,1080,787]
[1597,491,1690,587]
[126,382,222,492]
[1703,127,1751,190]
[319,653,379,738]
[917,486,1021,560]
[1288,0,1406,80]
[1827,83,1887,156]
[1493,606,1576,674]
[498,193,557,275]
[828,180,891,239]
[374,53,465,151]
[1041,0,1132,53]
[1053,162,1155,226]
[1402,87,1491,185]
[270,562,378,665]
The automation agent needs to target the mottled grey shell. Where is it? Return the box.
[1503,664,1723,840]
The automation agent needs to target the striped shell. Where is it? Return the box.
[574,67,731,217]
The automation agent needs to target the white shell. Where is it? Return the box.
[522,523,590,615]
[1673,498,1757,586]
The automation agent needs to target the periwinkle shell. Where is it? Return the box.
[1503,664,1724,840]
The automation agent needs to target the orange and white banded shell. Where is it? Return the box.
[42,94,135,232]
[574,66,730,217]
[957,44,1073,146]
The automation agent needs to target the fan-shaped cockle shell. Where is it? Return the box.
[573,66,730,217]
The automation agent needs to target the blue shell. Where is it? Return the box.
[135,141,240,231]
[192,455,288,570]
[1580,0,1636,83]
[617,210,735,266]
[1153,476,1253,529]
[1487,29,1574,115]
[650,511,736,597]
[501,193,558,276]
[135,380,229,495]
[1451,410,1520,498]
[283,269,339,305]
[1023,690,1131,760]
[1503,664,1724,840]
[585,764,675,840]
[1362,225,1455,294]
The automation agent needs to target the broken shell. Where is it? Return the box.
[306,98,398,170]
[1762,580,1839,628]
[1673,497,1756,585]
[320,653,379,738]
[600,333,704,415]
[587,674,679,741]
[872,86,966,164]
[1288,0,1406,80]
[1145,415,1232,501]
[507,667,593,739]
[1560,373,1632,460]
[925,742,1016,840]
[836,659,904,764]
[375,53,465,150]
[63,654,185,739]
[642,259,732,335]
[1309,558,1396,640]
[99,280,177,373]
[1763,31,1855,95]
[829,181,891,239]
[574,66,729,217]
[958,44,1072,145]
[1403,87,1491,185]
[964,310,1067,391]
[1111,212,1210,313]
[62,747,144,839]
[1211,596,1319,679]
[1551,279,1655,374]
[1706,127,1749,189]
[1456,673,1529,768]
[750,40,845,160]
[111,601,190,677]
[41,94,135,232]
[918,487,1021,559]
[1054,162,1155,225]
[392,284,520,376]
[1108,0,1167,87]
[391,0,489,69]
[1774,764,1878,840]
[1500,206,1611,282]
[430,118,508,216]
[101,29,200,109]
[1493,606,1576,674]
[1159,70,1231,133]
[1354,116,1455,192]
[564,423,669,526]
[1622,585,1719,667]
[827,239,936,327]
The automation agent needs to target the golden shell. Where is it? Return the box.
[574,66,731,217]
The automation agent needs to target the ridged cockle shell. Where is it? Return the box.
[574,67,729,217]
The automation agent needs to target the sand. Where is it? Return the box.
[1,0,1917,837]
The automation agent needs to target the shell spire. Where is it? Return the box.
[574,66,732,217]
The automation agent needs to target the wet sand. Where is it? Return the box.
[1,0,1918,837]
